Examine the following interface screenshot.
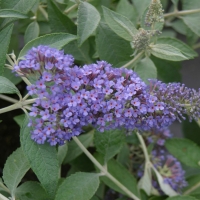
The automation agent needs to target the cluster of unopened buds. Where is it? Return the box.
[131,29,161,50]
[145,0,164,27]
[13,45,200,146]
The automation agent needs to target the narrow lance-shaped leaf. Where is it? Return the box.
[102,6,137,41]
[96,22,133,66]
[16,181,48,200]
[48,0,76,34]
[116,0,137,25]
[0,76,21,98]
[24,21,40,44]
[13,114,25,127]
[0,9,28,18]
[18,33,77,59]
[135,57,157,84]
[166,196,198,200]
[157,37,198,59]
[0,24,13,75]
[3,148,30,198]
[64,132,93,163]
[181,0,200,36]
[77,1,100,46]
[1,0,38,28]
[55,172,100,200]
[20,117,60,199]
[94,129,125,162]
[150,44,188,61]
[57,144,68,165]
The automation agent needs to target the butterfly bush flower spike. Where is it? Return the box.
[13,45,200,146]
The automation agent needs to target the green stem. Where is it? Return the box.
[0,94,18,103]
[193,42,200,50]
[23,93,30,101]
[72,137,140,200]
[63,0,92,14]
[38,5,48,20]
[64,4,78,14]
[0,182,10,194]
[0,98,37,114]
[121,51,144,69]
[0,194,9,200]
[183,181,200,195]
[164,8,200,18]
[136,132,150,162]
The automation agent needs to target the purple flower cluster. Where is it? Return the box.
[14,45,200,145]
[146,128,172,146]
[151,148,187,194]
[148,80,200,122]
[137,128,187,194]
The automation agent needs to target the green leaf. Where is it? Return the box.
[166,196,198,200]
[183,119,200,146]
[117,144,130,167]
[135,57,157,84]
[24,21,40,44]
[3,68,21,85]
[186,26,199,46]
[102,6,137,41]
[20,117,59,199]
[182,0,200,10]
[149,197,165,200]
[69,154,95,173]
[0,9,28,18]
[116,0,137,25]
[58,144,68,165]
[1,0,38,28]
[132,0,151,18]
[64,40,91,63]
[55,172,100,200]
[96,23,132,66]
[0,76,21,98]
[151,56,181,83]
[48,0,76,34]
[184,175,200,195]
[165,138,200,168]
[77,1,100,46]
[18,33,77,59]
[150,44,188,61]
[171,19,187,35]
[64,132,93,163]
[3,148,30,197]
[157,37,198,59]
[95,153,139,197]
[0,24,13,75]
[182,15,200,36]
[13,114,25,127]
[181,0,200,36]
[16,181,48,200]
[94,129,125,162]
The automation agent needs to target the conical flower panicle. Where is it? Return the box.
[14,46,200,145]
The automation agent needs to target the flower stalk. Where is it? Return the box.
[164,8,200,18]
[0,98,37,114]
[72,136,140,200]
